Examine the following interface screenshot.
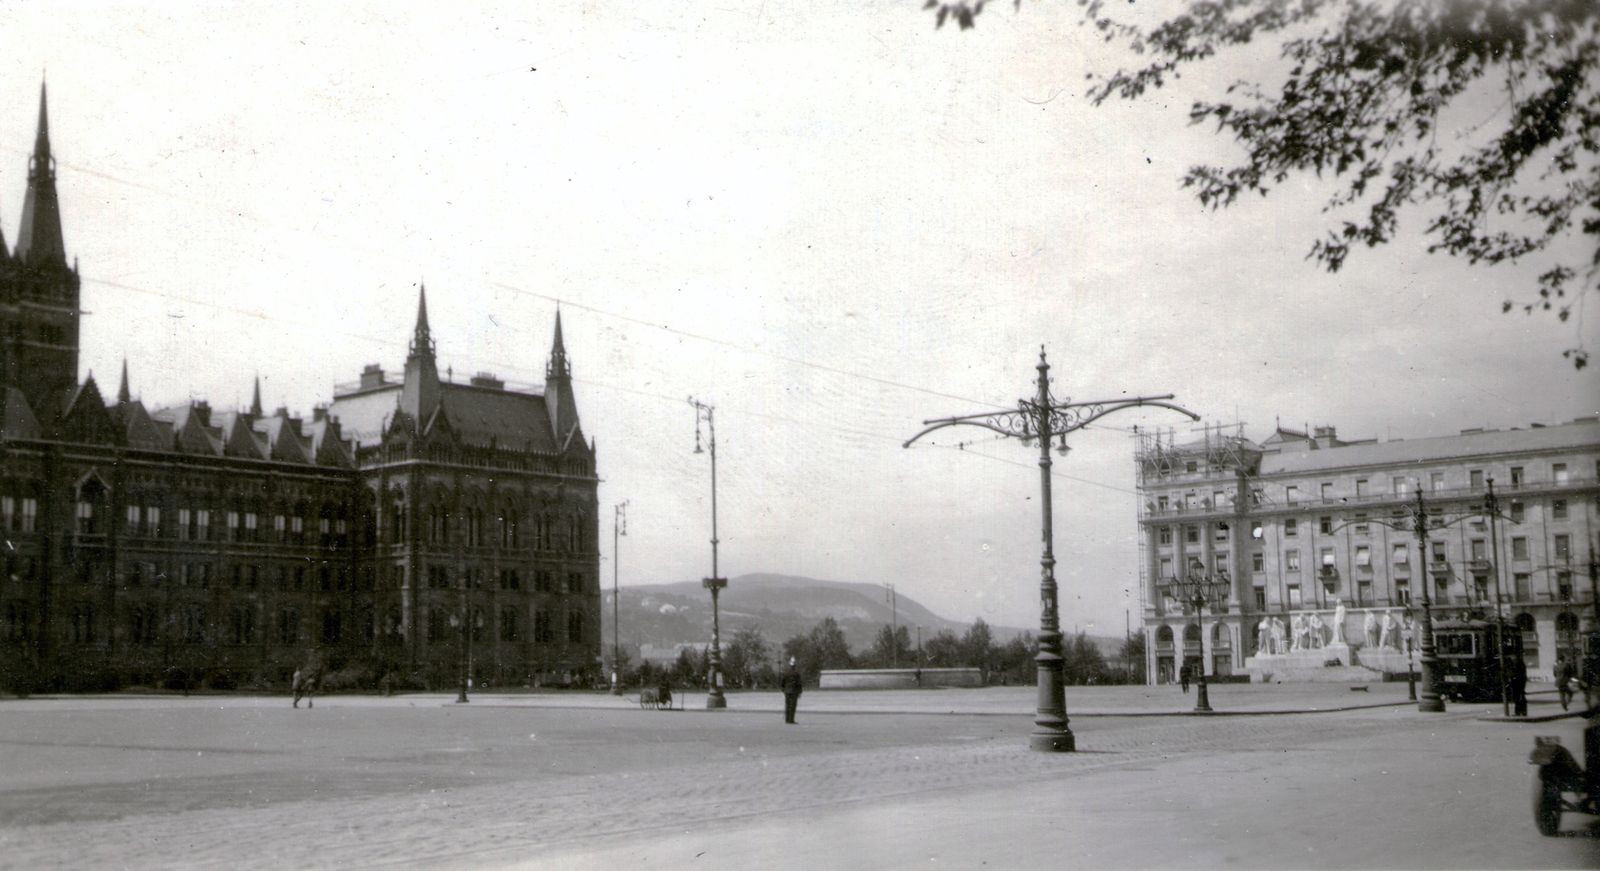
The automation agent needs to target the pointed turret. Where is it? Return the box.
[16,81,66,267]
[250,376,263,417]
[117,359,131,405]
[544,310,581,450]
[399,284,441,424]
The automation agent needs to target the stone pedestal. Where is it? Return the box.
[1354,646,1419,675]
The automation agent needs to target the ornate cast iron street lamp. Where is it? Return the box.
[904,348,1197,752]
[690,398,727,710]
[1410,486,1445,712]
[611,501,627,696]
[1171,558,1231,713]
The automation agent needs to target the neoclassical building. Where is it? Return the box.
[1136,420,1599,685]
[0,84,600,692]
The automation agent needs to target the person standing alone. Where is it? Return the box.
[781,658,803,724]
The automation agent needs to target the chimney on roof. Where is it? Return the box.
[1313,425,1339,449]
[470,372,504,390]
[313,405,328,422]
[360,364,386,390]
[193,400,211,427]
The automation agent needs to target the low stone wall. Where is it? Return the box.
[818,668,984,689]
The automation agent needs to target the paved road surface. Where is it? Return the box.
[0,688,1594,869]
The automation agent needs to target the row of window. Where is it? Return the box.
[422,566,584,593]
[1281,461,1589,504]
[0,497,39,532]
[4,602,589,648]
[1160,532,1584,582]
[412,506,588,552]
[73,503,351,546]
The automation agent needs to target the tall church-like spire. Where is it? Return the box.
[117,358,131,405]
[399,284,441,425]
[250,375,263,417]
[544,309,580,448]
[16,81,66,266]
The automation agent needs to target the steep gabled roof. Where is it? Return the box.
[216,412,267,459]
[259,414,310,464]
[0,387,40,441]
[122,400,166,451]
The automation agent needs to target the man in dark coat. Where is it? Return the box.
[1555,654,1576,711]
[781,658,803,724]
[292,654,322,709]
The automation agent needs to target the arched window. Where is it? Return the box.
[1183,624,1201,643]
[1212,623,1231,647]
[1156,625,1174,644]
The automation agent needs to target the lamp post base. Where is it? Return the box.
[1030,729,1075,752]
[705,690,726,710]
[1194,680,1213,713]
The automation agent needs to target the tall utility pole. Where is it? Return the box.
[1411,486,1445,713]
[611,501,627,696]
[1484,478,1510,716]
[690,398,727,710]
[904,348,1196,752]
[886,583,898,668]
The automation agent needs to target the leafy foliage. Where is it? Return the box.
[936,0,1600,367]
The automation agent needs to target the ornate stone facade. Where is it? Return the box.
[0,84,600,692]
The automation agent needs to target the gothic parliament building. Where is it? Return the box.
[0,85,602,692]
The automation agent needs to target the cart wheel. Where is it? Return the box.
[1533,774,1563,837]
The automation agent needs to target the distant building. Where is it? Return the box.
[1135,420,1599,685]
[0,83,600,691]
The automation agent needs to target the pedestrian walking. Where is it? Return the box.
[1180,664,1190,694]
[781,658,803,724]
[1555,654,1576,712]
[1511,653,1529,717]
[292,655,322,708]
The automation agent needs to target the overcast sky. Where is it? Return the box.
[1,1,1591,637]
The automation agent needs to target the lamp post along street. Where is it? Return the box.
[611,501,627,696]
[1173,560,1230,713]
[904,348,1197,752]
[1484,478,1511,717]
[691,399,727,710]
[456,578,469,704]
[1412,486,1445,712]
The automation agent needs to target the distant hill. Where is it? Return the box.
[602,572,1122,659]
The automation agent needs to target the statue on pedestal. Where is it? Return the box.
[1291,613,1308,651]
[1364,610,1379,647]
[1256,616,1273,655]
[1380,610,1399,649]
[1271,616,1286,655]
[1332,602,1347,645]
[1308,612,1325,649]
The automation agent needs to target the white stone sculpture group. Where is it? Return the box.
[1254,606,1408,656]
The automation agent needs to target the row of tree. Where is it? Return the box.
[618,617,1148,689]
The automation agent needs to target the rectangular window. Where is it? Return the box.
[1288,585,1302,607]
[147,506,161,537]
[77,501,95,534]
[1470,470,1484,490]
[1431,541,1446,563]
[1319,516,1332,535]
[195,509,208,540]
[1320,547,1335,567]
[1214,524,1228,542]
[0,496,11,531]
[1512,537,1528,560]
[1552,499,1568,520]
[534,609,552,644]
[1321,482,1333,501]
[1430,472,1444,492]
[1156,496,1169,513]
[1159,557,1173,579]
[275,515,286,541]
[245,513,258,541]
[1555,534,1571,560]
[21,498,37,532]
[1355,478,1368,497]
[1357,580,1373,606]
[1356,545,1370,568]
[126,504,140,530]
[566,572,583,595]
[1212,491,1227,509]
[227,511,240,541]
[1286,485,1298,504]
[1285,518,1298,537]
[1510,466,1524,488]
[1252,552,1264,573]
[1286,550,1301,572]
[1186,525,1200,544]
[567,610,584,643]
[1250,520,1262,539]
[1158,527,1172,546]
[1354,514,1368,535]
[1471,539,1486,560]
[1510,501,1524,523]
[1392,476,1407,495]
[1393,543,1408,565]
[1514,573,1531,601]
[1395,578,1411,605]
[1553,463,1568,485]
[177,508,191,541]
[1214,553,1229,576]
[1558,572,1573,601]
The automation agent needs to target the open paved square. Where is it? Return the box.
[1,684,1596,869]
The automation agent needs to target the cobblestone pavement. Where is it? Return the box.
[0,692,1591,870]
